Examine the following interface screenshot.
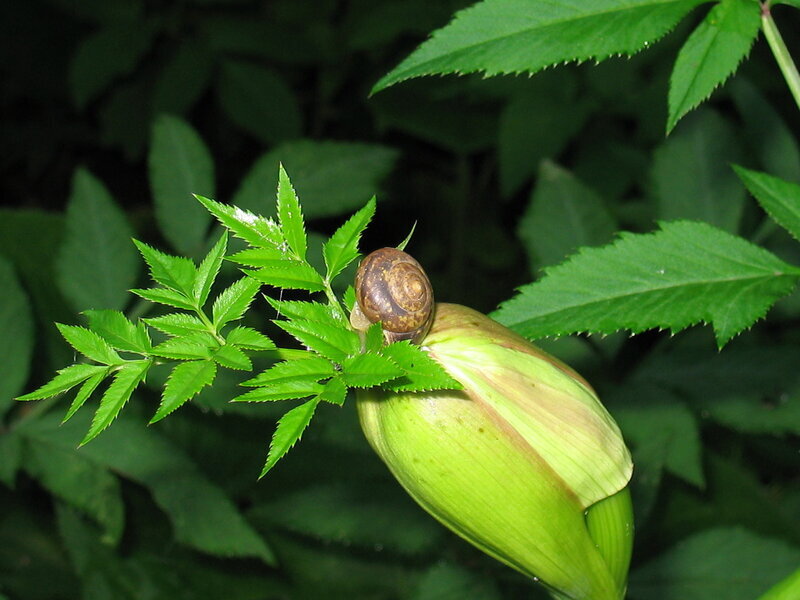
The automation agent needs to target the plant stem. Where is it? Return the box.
[761,3,800,111]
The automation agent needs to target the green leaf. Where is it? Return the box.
[233,381,325,403]
[492,221,800,348]
[151,360,217,423]
[62,371,108,423]
[56,168,139,312]
[260,398,320,476]
[245,262,325,292]
[212,277,261,329]
[274,319,360,363]
[0,431,21,487]
[143,313,208,336]
[652,109,745,233]
[231,141,398,218]
[341,353,404,388]
[372,0,704,93]
[318,376,348,406]
[242,356,334,387]
[227,247,286,267]
[212,344,252,371]
[193,232,227,306]
[518,161,617,271]
[225,326,276,351]
[152,39,213,115]
[133,240,197,297]
[131,287,196,311]
[667,0,761,133]
[149,114,214,254]
[266,298,340,324]
[196,194,285,249]
[151,333,216,360]
[381,342,462,392]
[17,364,109,402]
[416,562,503,600]
[56,324,123,365]
[276,165,307,260]
[628,528,800,600]
[323,197,376,282]
[0,258,34,415]
[83,310,151,354]
[734,166,800,242]
[217,60,301,145]
[81,360,151,445]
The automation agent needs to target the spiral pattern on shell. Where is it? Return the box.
[354,247,434,344]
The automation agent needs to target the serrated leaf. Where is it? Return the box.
[381,342,462,392]
[195,195,285,249]
[149,115,214,254]
[323,197,376,282]
[260,398,320,476]
[318,377,348,406]
[226,326,276,351]
[227,247,285,267]
[143,313,208,336]
[212,277,261,329]
[56,168,139,312]
[62,371,108,423]
[667,0,760,133]
[275,319,360,363]
[0,258,34,415]
[133,240,197,297]
[343,286,357,311]
[83,310,151,354]
[131,287,196,311]
[17,364,109,401]
[364,322,385,353]
[151,360,217,423]
[242,356,335,387]
[341,353,403,388]
[233,381,325,403]
[213,344,253,371]
[81,360,151,445]
[492,221,800,348]
[194,232,227,306]
[277,165,307,260]
[372,0,704,93]
[734,166,800,242]
[266,297,340,324]
[245,262,325,292]
[57,324,123,365]
[151,333,217,360]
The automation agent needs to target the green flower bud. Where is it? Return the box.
[357,303,633,600]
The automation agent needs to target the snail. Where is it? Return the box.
[350,247,434,344]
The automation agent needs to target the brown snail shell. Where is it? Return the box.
[351,247,434,344]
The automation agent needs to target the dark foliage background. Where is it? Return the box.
[2,1,799,599]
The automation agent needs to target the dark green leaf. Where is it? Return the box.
[17,364,109,402]
[83,310,151,354]
[0,258,34,415]
[276,165,307,260]
[244,262,325,292]
[225,326,275,351]
[260,398,320,476]
[56,168,138,312]
[193,232,227,306]
[341,353,403,388]
[143,313,208,336]
[151,360,217,423]
[381,342,462,392]
[211,277,261,329]
[242,356,334,387]
[152,39,213,115]
[131,287,196,311]
[323,197,376,281]
[274,319,360,363]
[416,562,503,600]
[733,166,800,242]
[56,324,123,365]
[0,431,21,487]
[133,240,196,297]
[195,195,285,249]
[212,344,252,371]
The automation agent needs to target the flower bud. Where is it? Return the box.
[357,303,633,600]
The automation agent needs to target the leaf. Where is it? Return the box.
[81,360,151,445]
[212,277,261,329]
[381,342,462,392]
[233,381,325,403]
[152,39,213,115]
[317,376,348,406]
[266,298,340,324]
[151,360,217,423]
[193,231,227,306]
[231,141,398,218]
[149,115,214,254]
[372,0,705,93]
[62,371,107,423]
[56,168,139,312]
[217,60,301,145]
[276,165,307,260]
[225,326,276,351]
[628,528,800,600]
[667,0,760,133]
[212,344,252,371]
[341,353,404,388]
[652,109,745,233]
[0,258,33,415]
[17,364,109,402]
[83,310,151,354]
[244,262,325,292]
[518,161,617,271]
[151,334,216,360]
[492,220,800,348]
[323,197,376,281]
[227,247,286,267]
[133,240,197,297]
[274,319,360,363]
[242,356,334,387]
[733,166,800,242]
[195,195,285,249]
[416,562,503,600]
[143,313,208,336]
[56,324,123,365]
[130,287,196,311]
[260,398,320,476]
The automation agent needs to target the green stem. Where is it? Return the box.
[323,280,347,322]
[194,306,225,344]
[761,3,800,112]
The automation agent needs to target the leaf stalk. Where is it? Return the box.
[761,3,800,111]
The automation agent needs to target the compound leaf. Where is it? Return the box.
[260,398,320,477]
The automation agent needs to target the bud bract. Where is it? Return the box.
[357,303,633,600]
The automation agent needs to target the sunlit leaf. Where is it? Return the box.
[151,360,217,423]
